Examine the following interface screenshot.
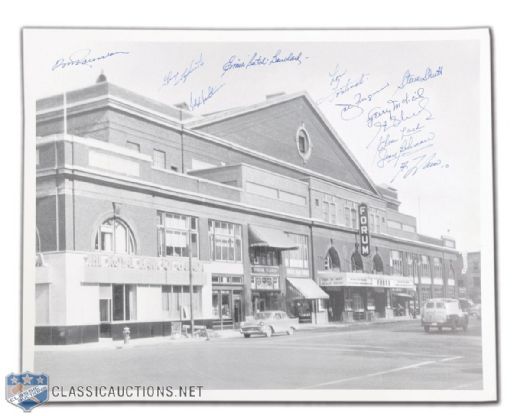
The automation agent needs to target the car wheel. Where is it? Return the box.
[287,327,295,336]
[265,327,273,338]
[424,326,430,333]
[244,334,251,338]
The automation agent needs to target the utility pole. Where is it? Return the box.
[188,226,194,337]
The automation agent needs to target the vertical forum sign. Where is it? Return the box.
[358,203,370,256]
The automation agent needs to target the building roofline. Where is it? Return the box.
[185,91,382,197]
[36,82,380,198]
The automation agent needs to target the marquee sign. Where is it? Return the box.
[318,271,415,290]
[358,203,370,257]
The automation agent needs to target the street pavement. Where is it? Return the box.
[34,319,483,390]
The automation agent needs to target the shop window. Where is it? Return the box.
[352,293,364,312]
[162,285,202,318]
[112,284,136,321]
[95,218,136,254]
[212,290,232,320]
[157,212,198,258]
[324,247,341,272]
[284,233,309,269]
[209,220,242,262]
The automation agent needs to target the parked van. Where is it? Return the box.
[421,298,469,332]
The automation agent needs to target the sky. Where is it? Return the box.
[24,30,483,252]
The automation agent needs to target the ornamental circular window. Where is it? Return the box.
[296,125,312,162]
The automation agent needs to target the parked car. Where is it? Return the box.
[421,298,469,332]
[240,311,299,338]
[458,298,474,313]
[470,303,482,320]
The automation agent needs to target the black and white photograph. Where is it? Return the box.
[20,28,495,403]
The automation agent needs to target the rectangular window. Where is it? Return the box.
[420,255,431,277]
[126,141,140,152]
[250,247,280,266]
[387,220,402,229]
[157,212,199,258]
[351,206,358,229]
[402,224,416,233]
[369,213,375,232]
[330,201,337,224]
[112,284,136,321]
[153,149,166,169]
[284,233,309,269]
[390,250,403,276]
[344,203,351,228]
[208,220,242,262]
[375,215,381,233]
[323,201,330,223]
[432,257,442,278]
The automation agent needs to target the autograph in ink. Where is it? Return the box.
[51,49,129,71]
[189,83,225,111]
[321,64,448,183]
[162,54,204,88]
[221,49,307,77]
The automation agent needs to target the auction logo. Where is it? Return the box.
[358,203,370,256]
[5,372,49,412]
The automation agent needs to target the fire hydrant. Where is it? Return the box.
[123,327,131,344]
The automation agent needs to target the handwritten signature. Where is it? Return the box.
[321,63,448,183]
[397,66,443,90]
[162,54,204,87]
[221,49,307,77]
[189,83,225,111]
[51,49,129,71]
[317,66,368,104]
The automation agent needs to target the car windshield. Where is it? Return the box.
[255,312,274,320]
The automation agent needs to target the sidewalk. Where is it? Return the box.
[34,316,418,352]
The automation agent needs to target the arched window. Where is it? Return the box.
[324,247,341,272]
[351,244,364,272]
[373,251,384,273]
[95,218,136,254]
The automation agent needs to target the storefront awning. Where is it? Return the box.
[393,292,415,299]
[287,278,329,300]
[248,225,298,250]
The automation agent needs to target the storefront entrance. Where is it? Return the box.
[212,288,244,329]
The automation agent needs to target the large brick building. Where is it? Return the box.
[34,75,464,344]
